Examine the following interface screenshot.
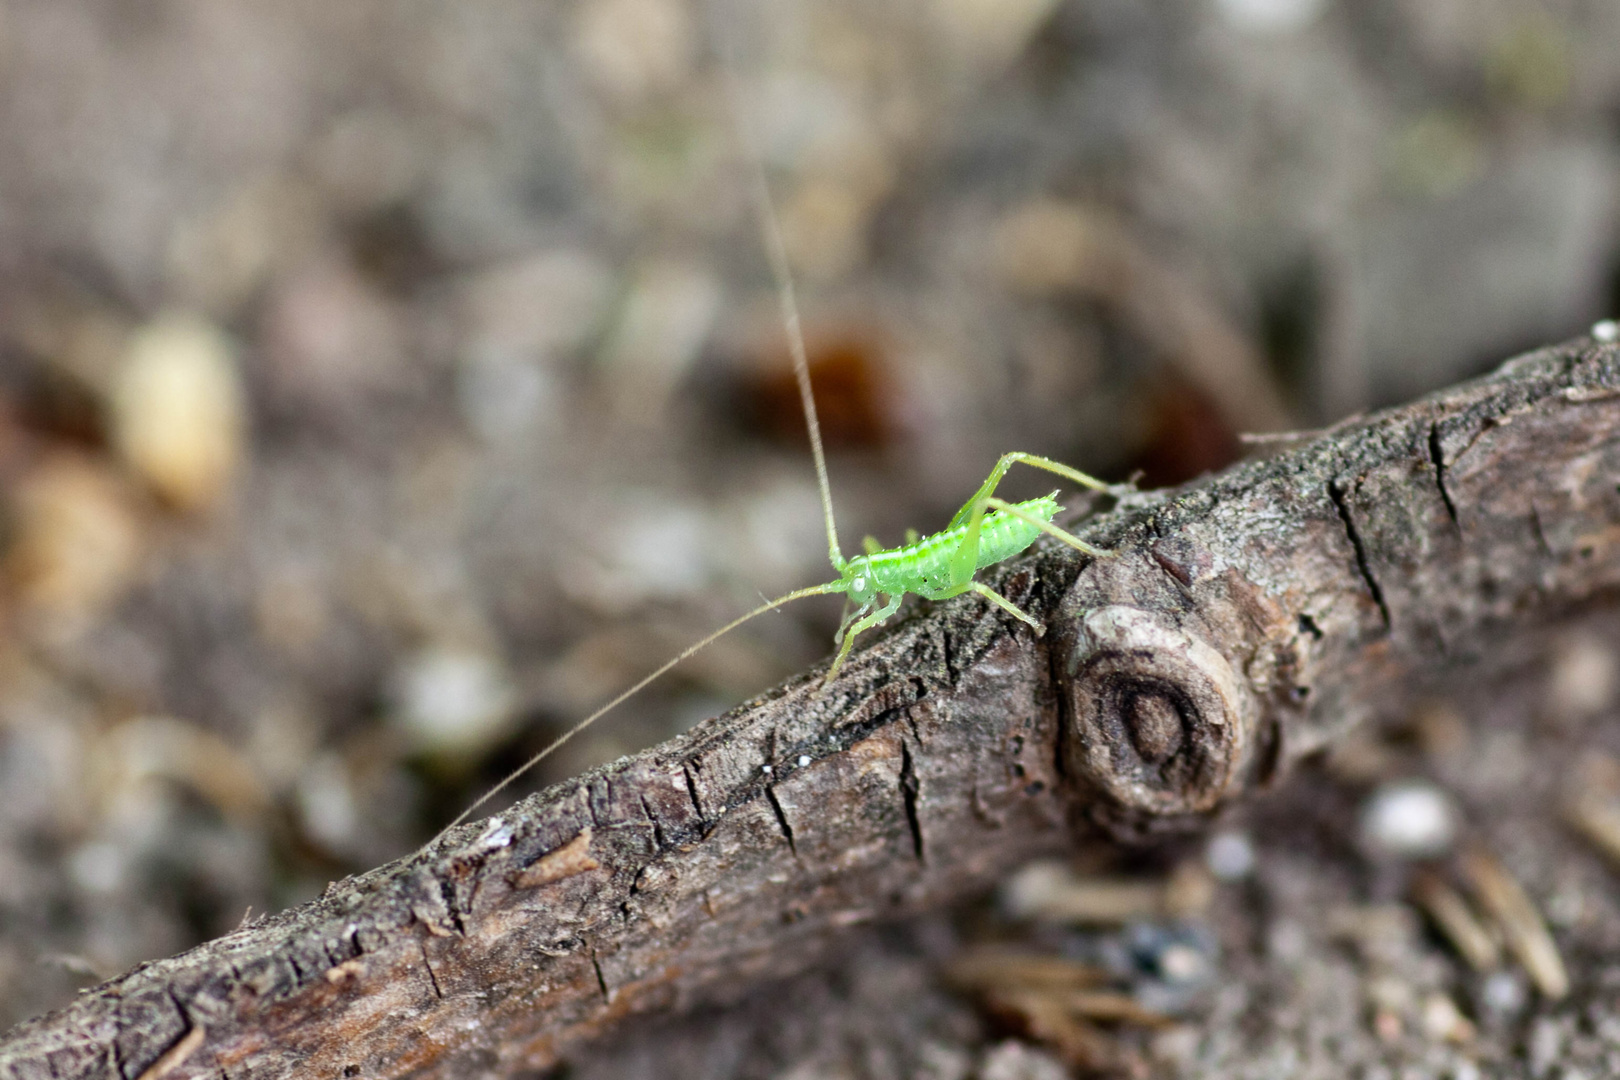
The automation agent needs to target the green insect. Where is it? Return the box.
[435,77,1118,843]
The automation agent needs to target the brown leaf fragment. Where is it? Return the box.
[984,990,1130,1075]
[944,948,1112,993]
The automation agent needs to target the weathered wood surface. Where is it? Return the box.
[3,339,1619,1079]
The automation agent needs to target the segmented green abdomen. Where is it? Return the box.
[973,494,1060,569]
[862,494,1061,596]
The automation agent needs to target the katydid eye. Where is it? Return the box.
[853,576,867,591]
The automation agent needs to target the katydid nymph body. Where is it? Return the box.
[821,454,1113,678]
[431,72,1118,846]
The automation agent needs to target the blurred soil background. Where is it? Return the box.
[0,0,1618,1074]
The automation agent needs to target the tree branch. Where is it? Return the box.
[4,339,1619,1079]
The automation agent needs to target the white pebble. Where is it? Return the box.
[1480,970,1527,1017]
[296,753,360,851]
[1592,319,1619,343]
[761,765,773,774]
[389,648,518,755]
[1358,780,1458,859]
[1206,830,1257,881]
[1158,943,1208,983]
[1214,0,1327,35]
[112,313,245,512]
[797,755,811,768]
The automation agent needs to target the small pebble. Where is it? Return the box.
[388,647,518,755]
[1157,943,1208,983]
[1479,970,1528,1019]
[1206,829,1257,881]
[1358,780,1458,859]
[296,753,360,852]
[1214,0,1327,35]
[7,456,143,624]
[1266,919,1309,964]
[67,840,129,895]
[1420,992,1475,1044]
[977,1040,1069,1080]
[112,313,246,512]
[1592,318,1620,343]
[1527,1016,1568,1075]
[796,755,811,768]
[1547,635,1618,720]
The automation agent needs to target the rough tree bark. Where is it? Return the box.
[3,339,1619,1079]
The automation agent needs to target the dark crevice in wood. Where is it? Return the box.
[1327,477,1391,628]
[764,786,797,857]
[639,795,667,850]
[419,944,443,1000]
[679,762,705,825]
[590,951,610,1002]
[1530,501,1555,559]
[898,742,925,863]
[436,880,466,937]
[1428,420,1460,529]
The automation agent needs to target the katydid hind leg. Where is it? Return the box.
[969,580,1045,635]
[984,496,1111,557]
[947,452,1112,531]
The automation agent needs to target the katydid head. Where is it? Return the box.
[842,554,878,606]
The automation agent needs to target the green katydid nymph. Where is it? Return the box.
[431,53,1121,846]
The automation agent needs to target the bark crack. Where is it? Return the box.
[1328,479,1391,628]
[679,762,705,825]
[419,942,443,1000]
[1428,421,1460,530]
[435,880,466,937]
[589,950,610,1002]
[763,785,797,857]
[898,742,925,863]
[1530,501,1555,559]
[638,795,666,850]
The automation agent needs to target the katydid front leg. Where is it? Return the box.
[825,593,902,682]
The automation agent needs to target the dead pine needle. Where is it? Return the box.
[1459,850,1569,999]
[1409,870,1500,973]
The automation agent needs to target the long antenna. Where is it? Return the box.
[719,45,845,569]
[426,581,843,848]
[427,17,852,853]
